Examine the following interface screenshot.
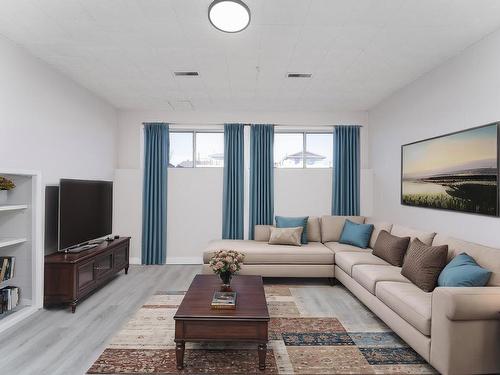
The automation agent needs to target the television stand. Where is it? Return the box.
[44,237,130,313]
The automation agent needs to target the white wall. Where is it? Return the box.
[369,29,500,248]
[115,110,370,263]
[0,36,117,259]
[0,36,117,184]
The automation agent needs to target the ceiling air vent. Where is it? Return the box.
[174,71,199,76]
[287,73,312,78]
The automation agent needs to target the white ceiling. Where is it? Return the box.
[1,0,500,112]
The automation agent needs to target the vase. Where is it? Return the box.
[219,271,233,291]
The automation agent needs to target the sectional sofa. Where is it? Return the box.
[203,216,500,375]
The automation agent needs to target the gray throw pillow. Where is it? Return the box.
[401,239,448,292]
[372,230,410,267]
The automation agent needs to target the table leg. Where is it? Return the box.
[258,343,266,371]
[176,341,185,370]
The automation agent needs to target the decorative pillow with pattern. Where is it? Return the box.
[372,230,410,266]
[401,238,448,292]
[268,227,303,246]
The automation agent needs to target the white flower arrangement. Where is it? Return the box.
[208,250,245,275]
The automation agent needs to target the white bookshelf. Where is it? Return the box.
[0,205,28,212]
[0,238,27,249]
[0,170,42,334]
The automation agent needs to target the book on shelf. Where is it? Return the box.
[211,291,237,310]
[0,285,20,314]
[0,257,15,282]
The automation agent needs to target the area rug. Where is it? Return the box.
[87,283,436,374]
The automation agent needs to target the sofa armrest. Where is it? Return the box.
[430,287,500,374]
[432,287,500,321]
[254,225,273,241]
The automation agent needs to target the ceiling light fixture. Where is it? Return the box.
[208,0,250,33]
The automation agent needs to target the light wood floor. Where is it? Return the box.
[0,265,202,375]
[0,266,388,375]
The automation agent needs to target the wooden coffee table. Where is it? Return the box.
[174,274,270,371]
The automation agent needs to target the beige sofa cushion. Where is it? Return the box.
[307,217,321,242]
[376,281,432,336]
[254,225,273,241]
[335,252,390,276]
[321,216,365,243]
[203,240,334,265]
[254,217,322,242]
[365,218,393,249]
[352,264,411,294]
[390,225,436,246]
[323,242,369,254]
[433,234,500,286]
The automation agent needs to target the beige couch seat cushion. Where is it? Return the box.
[376,281,432,336]
[323,242,369,254]
[433,234,500,286]
[321,215,365,243]
[335,252,390,276]
[351,264,411,294]
[391,225,436,246]
[203,240,334,265]
[365,218,393,249]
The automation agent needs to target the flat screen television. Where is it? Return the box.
[59,179,113,250]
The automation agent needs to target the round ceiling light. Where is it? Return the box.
[208,0,250,33]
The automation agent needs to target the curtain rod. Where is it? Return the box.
[163,122,362,127]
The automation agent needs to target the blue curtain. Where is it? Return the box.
[142,123,169,265]
[222,124,244,239]
[249,124,274,239]
[332,125,361,215]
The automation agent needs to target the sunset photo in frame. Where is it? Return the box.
[401,123,499,216]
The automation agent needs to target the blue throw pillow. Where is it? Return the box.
[438,252,491,287]
[339,219,374,249]
[275,216,309,244]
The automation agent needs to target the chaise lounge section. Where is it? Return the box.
[203,216,500,375]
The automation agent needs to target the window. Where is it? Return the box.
[274,133,304,168]
[169,131,224,168]
[306,133,333,168]
[274,132,333,168]
[169,132,193,168]
[196,132,224,167]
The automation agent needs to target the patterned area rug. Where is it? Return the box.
[88,283,436,374]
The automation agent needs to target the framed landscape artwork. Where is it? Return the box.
[401,123,499,216]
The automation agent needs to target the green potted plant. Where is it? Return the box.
[0,176,15,205]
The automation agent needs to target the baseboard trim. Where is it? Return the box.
[129,257,141,265]
[166,257,203,265]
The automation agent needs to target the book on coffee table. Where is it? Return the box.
[211,291,237,309]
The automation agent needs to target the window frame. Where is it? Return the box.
[169,129,224,168]
[274,130,333,169]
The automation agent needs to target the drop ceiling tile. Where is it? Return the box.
[136,0,179,23]
[259,0,312,25]
[1,0,500,111]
